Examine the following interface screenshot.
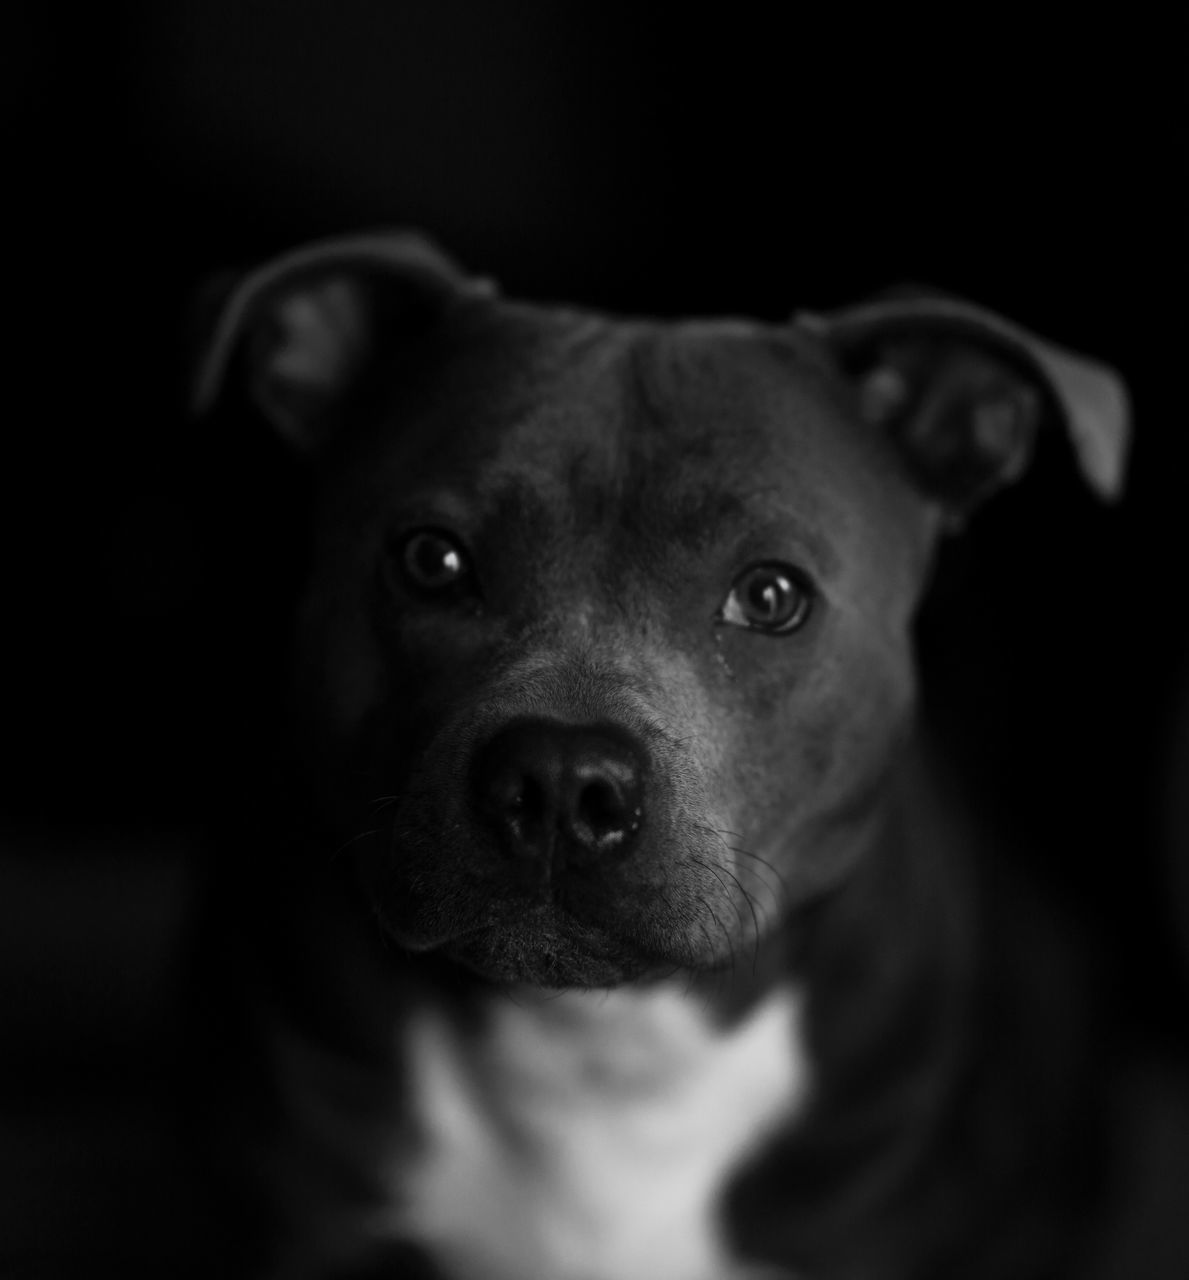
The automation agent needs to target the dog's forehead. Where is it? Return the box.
[449,307,922,568]
[470,309,863,477]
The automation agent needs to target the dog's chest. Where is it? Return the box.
[386,983,809,1280]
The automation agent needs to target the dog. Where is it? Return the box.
[188,230,1129,1280]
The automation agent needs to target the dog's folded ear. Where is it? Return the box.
[796,290,1130,519]
[189,229,495,451]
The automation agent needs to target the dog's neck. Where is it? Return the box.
[386,980,810,1280]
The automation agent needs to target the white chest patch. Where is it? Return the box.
[385,982,810,1280]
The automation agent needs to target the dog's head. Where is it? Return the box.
[194,231,1128,988]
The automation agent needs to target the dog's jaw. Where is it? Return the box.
[384,980,811,1280]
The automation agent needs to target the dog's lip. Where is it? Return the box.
[381,920,488,953]
[441,915,662,988]
[375,898,644,971]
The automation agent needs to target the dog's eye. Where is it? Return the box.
[392,528,472,596]
[720,563,814,634]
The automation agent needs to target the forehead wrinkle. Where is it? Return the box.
[622,327,859,576]
[625,333,671,435]
[632,480,841,580]
[619,331,730,551]
[474,330,642,584]
[467,320,634,496]
[651,485,749,555]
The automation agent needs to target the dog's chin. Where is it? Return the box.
[440,926,665,988]
[376,902,686,989]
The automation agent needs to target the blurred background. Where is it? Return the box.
[2,2,1185,1275]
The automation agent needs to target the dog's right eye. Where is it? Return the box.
[390,528,473,597]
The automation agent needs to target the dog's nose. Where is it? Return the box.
[471,719,646,867]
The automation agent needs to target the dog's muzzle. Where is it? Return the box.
[471,717,646,873]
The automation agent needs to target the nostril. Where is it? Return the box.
[496,773,546,821]
[576,779,640,839]
[580,779,618,829]
[521,777,557,836]
[567,749,645,860]
[478,763,553,846]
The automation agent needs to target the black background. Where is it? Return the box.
[2,2,1186,1272]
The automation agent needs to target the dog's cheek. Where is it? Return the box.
[711,627,915,879]
[786,654,915,890]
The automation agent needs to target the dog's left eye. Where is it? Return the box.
[720,563,814,635]
[391,528,473,597]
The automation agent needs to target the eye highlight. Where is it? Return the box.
[389,527,473,597]
[720,562,814,635]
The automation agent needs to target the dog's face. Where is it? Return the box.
[195,232,1128,988]
[290,308,936,985]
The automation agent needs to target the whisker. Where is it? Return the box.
[728,843,791,906]
[702,898,736,975]
[689,819,788,910]
[713,862,763,974]
[694,916,723,980]
[688,853,749,938]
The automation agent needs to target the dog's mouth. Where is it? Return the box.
[345,711,797,988]
[363,854,713,988]
[355,811,784,989]
[419,908,677,988]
